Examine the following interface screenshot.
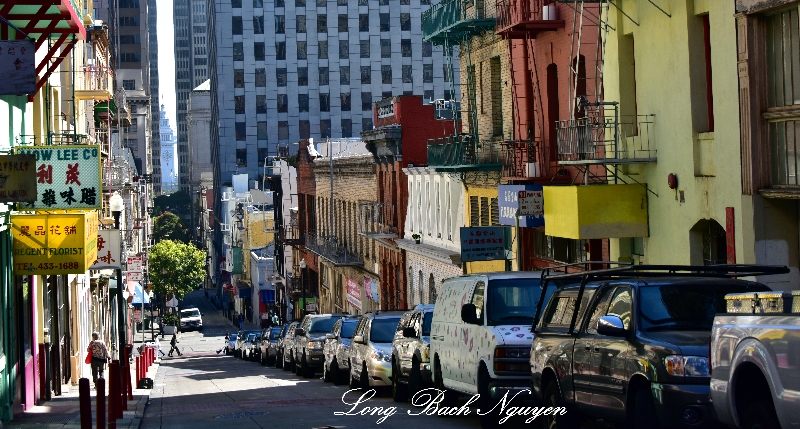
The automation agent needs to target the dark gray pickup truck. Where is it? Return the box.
[528,263,786,429]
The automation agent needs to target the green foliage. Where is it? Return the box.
[153,191,191,217]
[149,240,206,300]
[162,313,180,326]
[153,211,190,243]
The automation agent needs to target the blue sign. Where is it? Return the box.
[498,184,545,228]
[460,227,507,262]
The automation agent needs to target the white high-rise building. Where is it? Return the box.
[160,104,178,193]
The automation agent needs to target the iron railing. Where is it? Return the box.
[16,133,91,147]
[427,134,503,168]
[496,0,559,32]
[556,103,656,164]
[77,66,113,93]
[423,0,496,44]
[358,201,398,238]
[501,139,548,179]
[305,232,364,266]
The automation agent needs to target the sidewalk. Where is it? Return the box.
[4,361,159,429]
[204,292,260,332]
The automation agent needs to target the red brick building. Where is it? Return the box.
[293,139,320,318]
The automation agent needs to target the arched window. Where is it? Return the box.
[689,219,727,265]
[428,274,437,304]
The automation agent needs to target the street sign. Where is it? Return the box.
[518,189,544,216]
[166,296,178,307]
[460,226,507,262]
[127,256,143,272]
[133,309,142,323]
[305,301,317,312]
[261,313,269,320]
[127,271,143,282]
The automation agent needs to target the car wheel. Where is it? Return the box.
[301,354,313,378]
[542,380,576,429]
[360,364,370,390]
[331,359,343,385]
[349,366,359,390]
[294,356,303,376]
[409,358,423,400]
[275,353,283,368]
[478,367,500,428]
[433,357,458,408]
[260,352,266,366]
[281,353,291,371]
[742,399,781,429]
[628,386,660,429]
[392,359,408,402]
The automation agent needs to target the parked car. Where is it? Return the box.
[711,286,797,429]
[235,330,260,359]
[430,271,552,428]
[260,326,283,366]
[248,333,262,361]
[390,304,435,402]
[179,307,203,331]
[273,323,291,369]
[529,264,780,429]
[349,311,405,390]
[225,333,238,355]
[323,316,360,384]
[281,321,300,371]
[293,313,348,378]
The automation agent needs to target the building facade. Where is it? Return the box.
[148,0,162,194]
[188,80,213,199]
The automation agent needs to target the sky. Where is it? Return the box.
[156,0,176,129]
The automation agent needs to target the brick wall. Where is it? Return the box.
[405,252,462,307]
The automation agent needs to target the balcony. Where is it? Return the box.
[496,0,564,38]
[16,133,90,147]
[423,0,497,45]
[556,103,656,165]
[501,139,551,180]
[358,201,398,239]
[305,232,364,266]
[427,134,503,171]
[76,66,114,101]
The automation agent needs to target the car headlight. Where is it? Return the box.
[665,355,710,377]
[371,350,390,362]
[309,341,323,349]
[421,346,430,362]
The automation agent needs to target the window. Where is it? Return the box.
[297,15,307,33]
[361,92,372,111]
[233,42,244,61]
[320,93,330,112]
[297,41,307,59]
[317,0,325,6]
[120,16,140,26]
[257,122,268,140]
[123,80,136,90]
[400,13,410,31]
[236,122,247,141]
[254,16,264,34]
[359,14,369,31]
[232,16,243,34]
[341,92,351,111]
[342,119,352,137]
[423,64,433,83]
[232,0,242,7]
[443,64,450,82]
[296,0,305,6]
[362,118,373,131]
[445,89,453,101]
[532,229,588,263]
[254,42,265,61]
[276,0,284,6]
[275,15,285,33]
[338,0,347,5]
[258,148,268,165]
[383,90,392,99]
[299,94,309,112]
[381,39,391,58]
[401,39,411,57]
[402,65,413,83]
[317,14,327,32]
[339,40,348,59]
[120,53,140,62]
[299,120,310,139]
[424,90,434,103]
[319,40,328,59]
[120,0,139,7]
[360,40,370,58]
[359,0,368,5]
[321,119,332,138]
[319,67,329,85]
[129,105,137,114]
[276,42,286,60]
[340,66,350,85]
[276,68,287,86]
[125,139,138,151]
[254,0,263,7]
[585,288,613,334]
[298,67,308,86]
[471,281,485,320]
[381,65,392,84]
[235,95,246,114]
[422,41,432,57]
[277,94,288,112]
[236,149,247,166]
[256,95,267,113]
[234,70,244,87]
[255,68,266,87]
[338,14,348,32]
[490,57,503,136]
[278,121,289,140]
[380,13,389,31]
[355,67,369,86]
[128,118,138,132]
[119,35,140,44]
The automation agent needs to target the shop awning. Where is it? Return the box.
[131,282,149,306]
[236,286,252,299]
[259,290,275,304]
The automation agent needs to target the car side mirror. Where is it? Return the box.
[461,303,480,324]
[597,315,627,337]
[402,327,417,338]
[295,328,305,336]
[352,335,365,344]
[326,333,335,340]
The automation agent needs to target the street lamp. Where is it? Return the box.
[299,259,307,317]
[109,191,128,395]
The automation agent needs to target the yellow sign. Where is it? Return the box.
[544,184,648,239]
[11,211,99,274]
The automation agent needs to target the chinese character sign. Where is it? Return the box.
[346,278,362,310]
[89,229,121,269]
[0,40,35,95]
[0,154,37,202]
[460,226,507,262]
[14,145,102,210]
[497,184,545,228]
[11,212,99,274]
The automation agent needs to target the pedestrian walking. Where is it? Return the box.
[216,333,230,354]
[168,333,182,357]
[154,337,166,357]
[159,317,164,339]
[88,332,110,388]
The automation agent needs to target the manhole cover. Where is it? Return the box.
[214,411,269,419]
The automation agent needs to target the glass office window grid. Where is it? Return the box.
[297,15,306,33]
[317,14,327,32]
[340,66,350,85]
[299,94,309,112]
[319,67,329,85]
[361,66,371,84]
[254,42,265,61]
[254,16,264,34]
[299,67,309,86]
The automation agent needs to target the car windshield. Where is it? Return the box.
[485,279,555,326]
[340,320,358,338]
[181,309,200,318]
[229,334,238,341]
[370,318,401,343]
[309,317,339,333]
[421,312,433,336]
[269,328,282,339]
[639,283,770,331]
[247,334,256,341]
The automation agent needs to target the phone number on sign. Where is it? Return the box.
[15,262,81,271]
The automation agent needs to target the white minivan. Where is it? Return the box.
[430,272,553,426]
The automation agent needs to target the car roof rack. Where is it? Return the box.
[532,262,790,337]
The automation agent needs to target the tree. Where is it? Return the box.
[153,211,190,243]
[153,191,191,217]
[149,240,206,300]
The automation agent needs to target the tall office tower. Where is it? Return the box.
[174,0,209,194]
[148,0,162,194]
[208,0,459,187]
[160,105,179,193]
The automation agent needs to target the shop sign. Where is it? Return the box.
[11,211,99,274]
[497,184,545,228]
[133,309,142,323]
[364,277,379,303]
[0,40,35,95]
[127,271,143,282]
[0,154,37,202]
[377,99,395,119]
[346,278,361,310]
[460,226,507,262]
[15,145,102,210]
[127,256,143,272]
[89,229,121,269]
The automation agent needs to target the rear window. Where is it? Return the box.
[421,312,433,336]
[486,278,556,326]
[340,320,358,338]
[269,328,282,339]
[309,317,339,333]
[370,318,401,343]
[540,290,596,330]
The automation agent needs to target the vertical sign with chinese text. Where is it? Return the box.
[90,229,121,269]
[15,145,102,210]
[0,40,35,95]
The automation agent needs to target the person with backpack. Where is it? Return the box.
[88,332,110,388]
[168,333,182,357]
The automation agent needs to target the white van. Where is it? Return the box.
[430,272,553,425]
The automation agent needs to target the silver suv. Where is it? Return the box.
[293,314,346,378]
[281,321,300,371]
[323,316,359,384]
[390,304,434,402]
[348,311,405,389]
